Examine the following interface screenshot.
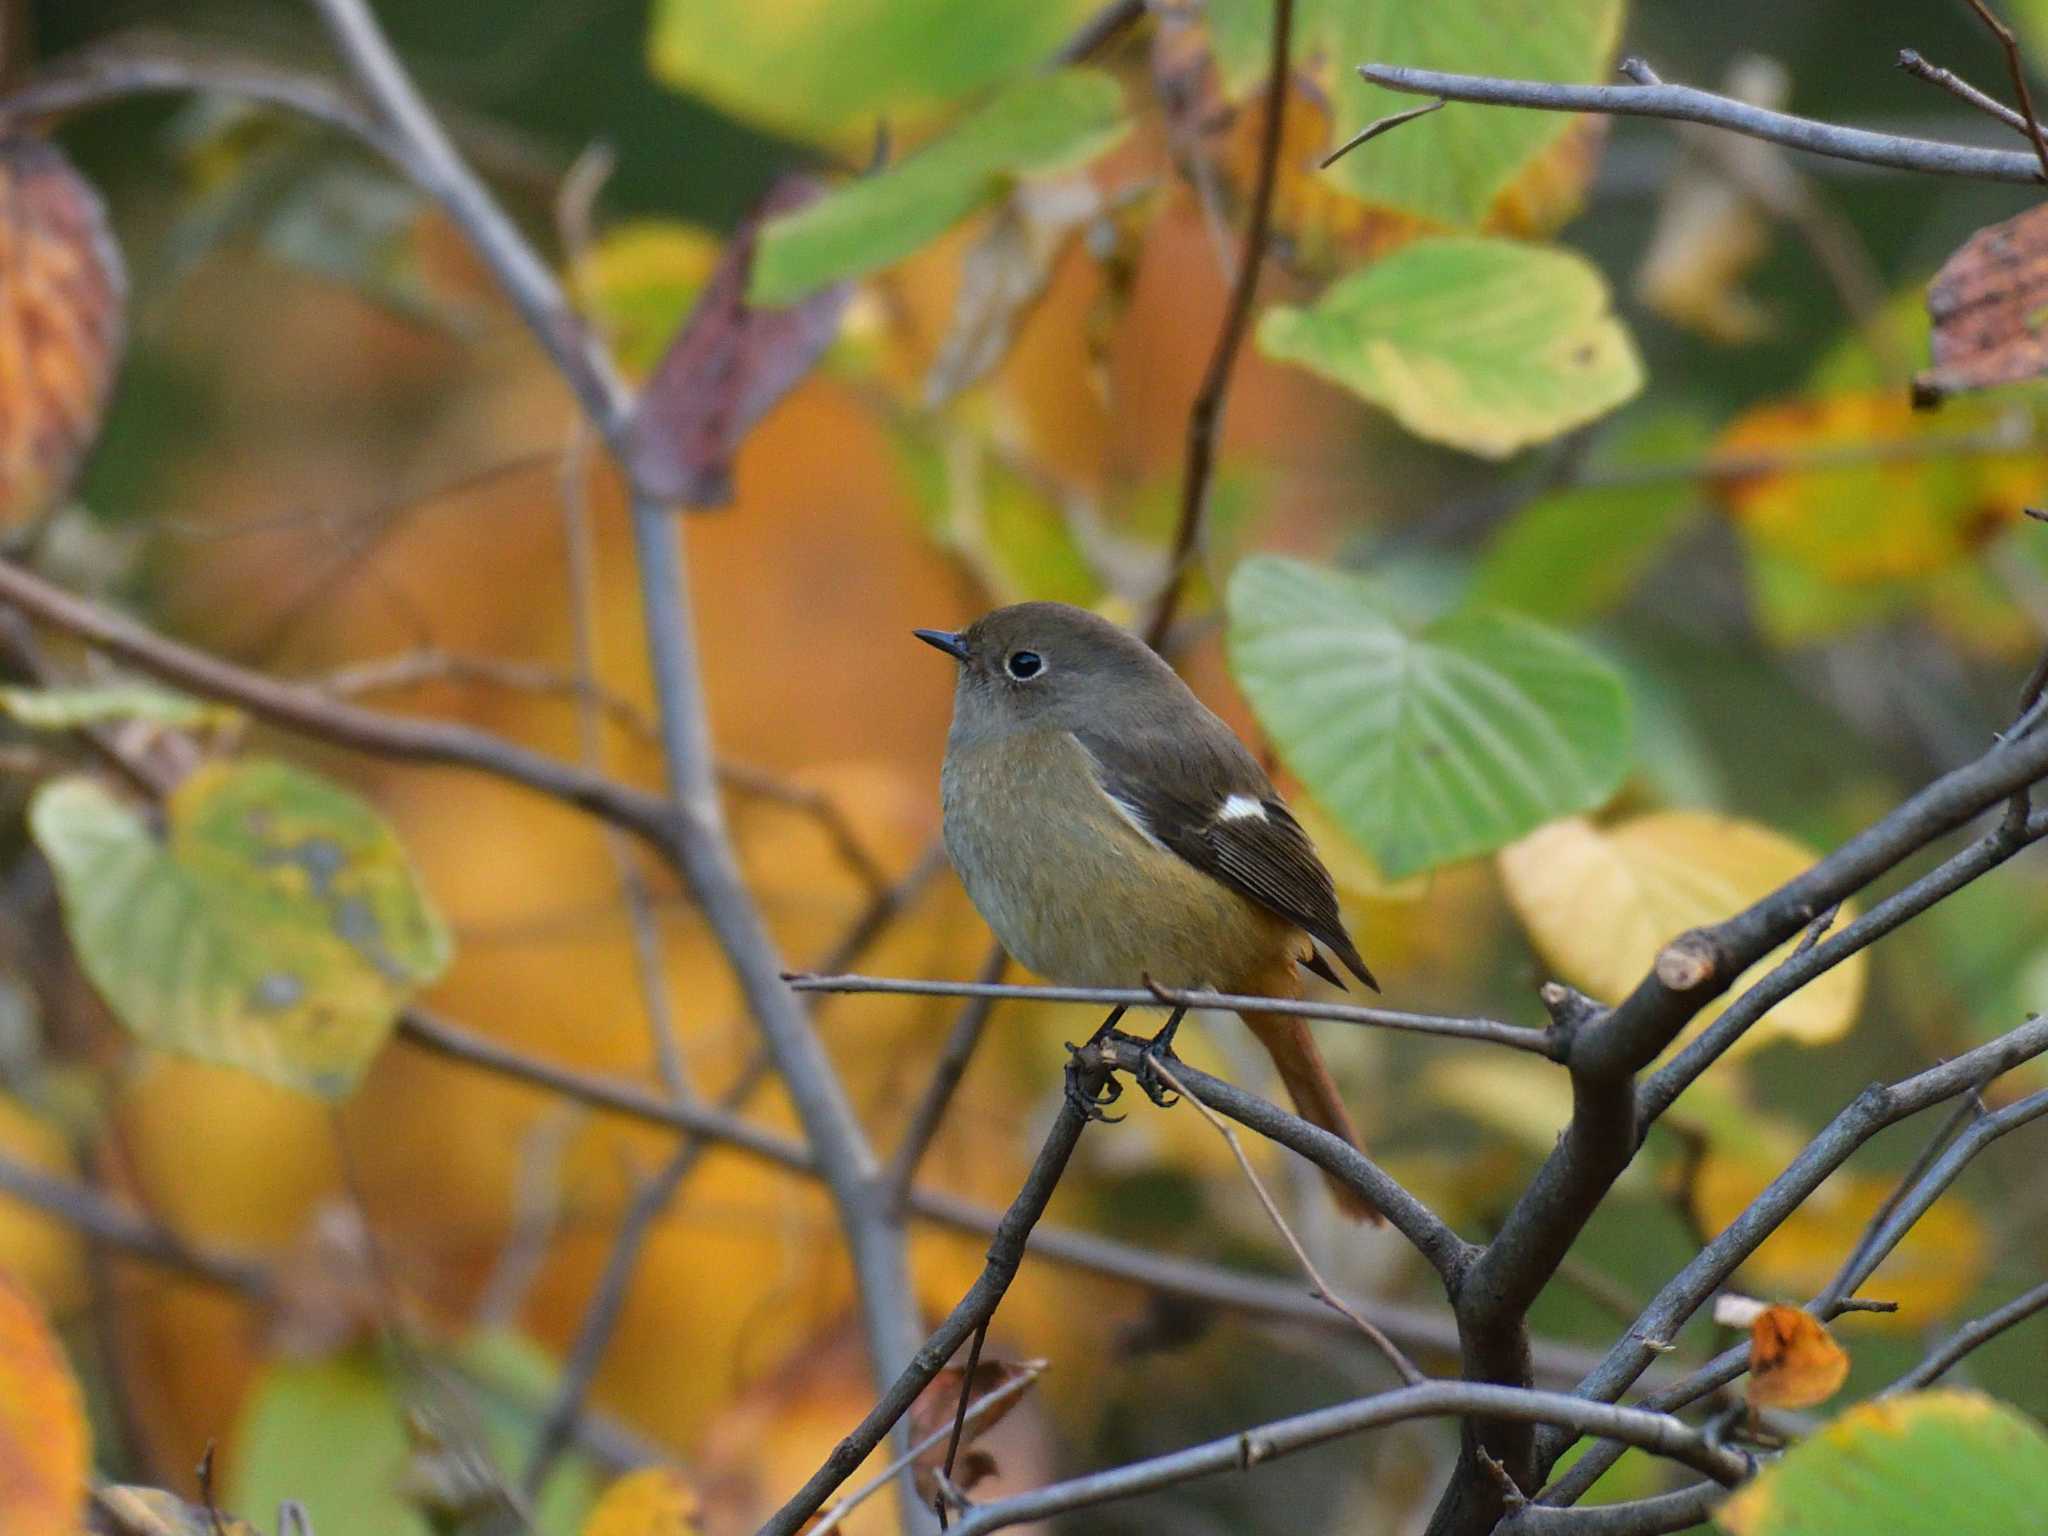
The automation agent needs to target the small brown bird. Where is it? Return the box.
[917,601,1382,1222]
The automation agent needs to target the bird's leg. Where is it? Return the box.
[1063,1006,1127,1122]
[1135,1006,1188,1107]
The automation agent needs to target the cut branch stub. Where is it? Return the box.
[0,135,125,525]
[1654,930,1721,993]
[1916,202,2048,406]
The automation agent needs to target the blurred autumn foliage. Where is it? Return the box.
[0,0,2046,1534]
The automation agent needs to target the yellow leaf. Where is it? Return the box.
[0,1266,88,1536]
[1746,1304,1849,1411]
[1497,812,1868,1057]
[1693,1160,1986,1320]
[581,1467,702,1536]
[1714,393,2046,586]
[0,1097,85,1315]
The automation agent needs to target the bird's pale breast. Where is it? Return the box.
[941,729,1292,990]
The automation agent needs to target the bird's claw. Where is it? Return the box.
[1134,1041,1182,1108]
[1062,1042,1124,1123]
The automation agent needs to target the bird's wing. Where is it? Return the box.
[1070,721,1378,990]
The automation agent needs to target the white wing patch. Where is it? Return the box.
[1216,794,1267,823]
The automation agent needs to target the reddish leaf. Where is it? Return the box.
[1916,202,2048,406]
[624,177,850,507]
[906,1356,1041,1506]
[0,136,125,524]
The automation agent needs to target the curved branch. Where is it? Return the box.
[0,557,681,851]
[942,1383,1750,1536]
[1098,1037,1473,1287]
[1357,61,2046,184]
[1888,1278,2048,1392]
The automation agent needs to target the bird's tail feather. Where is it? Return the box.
[1238,1009,1383,1224]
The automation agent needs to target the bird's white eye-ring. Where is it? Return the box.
[1005,650,1044,680]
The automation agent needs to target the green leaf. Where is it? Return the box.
[1257,237,1643,459]
[1470,413,1711,622]
[230,1336,598,1536]
[1205,0,1624,227]
[1716,1391,2048,1536]
[30,760,451,1097]
[1227,556,1631,878]
[750,70,1128,307]
[647,0,1102,149]
[0,681,234,731]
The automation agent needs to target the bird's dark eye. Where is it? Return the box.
[1005,650,1043,680]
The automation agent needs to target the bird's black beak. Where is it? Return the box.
[913,628,971,661]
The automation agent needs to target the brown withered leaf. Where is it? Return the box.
[1916,201,2048,407]
[624,176,851,508]
[0,136,125,525]
[1746,1303,1850,1411]
[906,1356,1043,1507]
[265,1199,384,1359]
[90,1485,263,1536]
[924,176,1103,408]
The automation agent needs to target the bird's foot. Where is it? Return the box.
[1133,1007,1187,1108]
[1062,1040,1124,1123]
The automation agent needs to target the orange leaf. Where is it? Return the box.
[1746,1304,1849,1411]
[0,1266,88,1535]
[0,137,124,525]
[580,1467,703,1536]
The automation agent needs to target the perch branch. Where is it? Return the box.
[940,1383,1750,1536]
[788,974,1559,1056]
[1356,61,2047,183]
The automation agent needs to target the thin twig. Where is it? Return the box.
[810,1361,1049,1536]
[522,1141,695,1494]
[0,1154,273,1297]
[1961,0,2048,182]
[788,974,1560,1056]
[1886,1278,2048,1392]
[756,1049,1113,1536]
[0,557,680,850]
[937,1383,1751,1536]
[1099,1038,1471,1287]
[1143,0,1293,649]
[934,1320,990,1529]
[1897,47,2043,139]
[1149,1056,1425,1385]
[1355,60,2048,183]
[1319,98,1446,168]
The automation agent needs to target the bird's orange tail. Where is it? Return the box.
[1238,1009,1383,1224]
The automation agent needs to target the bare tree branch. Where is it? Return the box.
[757,1051,1113,1536]
[1641,808,2048,1121]
[1144,0,1293,647]
[0,557,679,848]
[0,1154,273,1298]
[789,974,1560,1056]
[940,1383,1751,1536]
[1888,1277,2048,1392]
[298,6,927,1513]
[1097,1037,1472,1287]
[1356,60,2047,184]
